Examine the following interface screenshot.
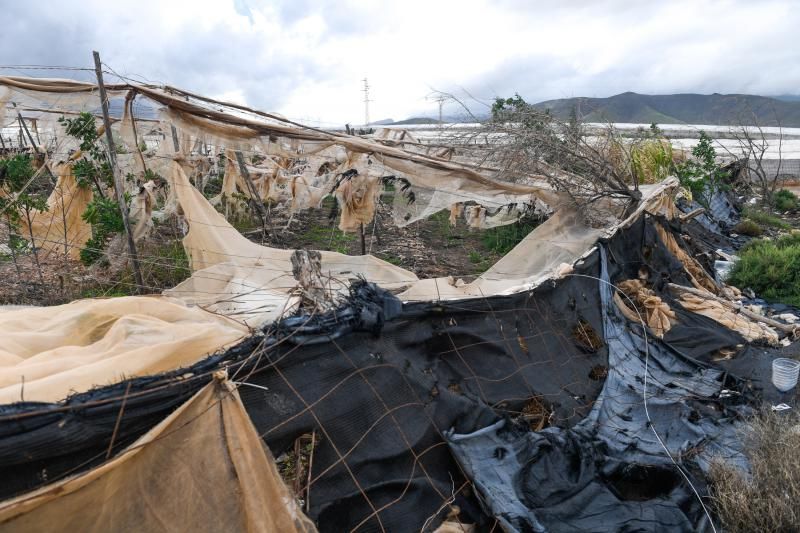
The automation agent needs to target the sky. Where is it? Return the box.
[1,0,799,126]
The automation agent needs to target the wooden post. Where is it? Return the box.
[125,91,148,175]
[18,114,37,152]
[360,223,366,255]
[170,124,180,153]
[93,51,145,293]
[234,150,270,238]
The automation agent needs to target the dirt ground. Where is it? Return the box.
[0,194,538,305]
[9,181,800,308]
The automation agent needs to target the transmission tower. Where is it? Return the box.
[362,78,372,127]
[426,93,448,130]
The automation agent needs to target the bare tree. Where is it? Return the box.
[725,108,785,210]
[427,91,643,216]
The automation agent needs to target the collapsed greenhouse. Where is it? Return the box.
[0,75,797,532]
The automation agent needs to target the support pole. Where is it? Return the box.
[93,51,145,293]
[170,124,180,153]
[18,113,38,152]
[667,283,799,335]
[360,223,366,255]
[234,150,271,239]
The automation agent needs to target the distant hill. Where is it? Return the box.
[389,117,441,125]
[533,92,800,127]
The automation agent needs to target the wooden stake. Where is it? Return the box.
[234,150,271,239]
[18,112,56,182]
[93,51,145,293]
[18,114,37,152]
[125,91,148,175]
[170,124,180,153]
[667,283,799,335]
[360,223,366,255]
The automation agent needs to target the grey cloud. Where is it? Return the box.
[2,0,799,122]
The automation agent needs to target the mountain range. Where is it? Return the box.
[532,92,800,127]
[382,93,800,127]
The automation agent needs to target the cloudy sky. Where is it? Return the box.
[2,0,798,125]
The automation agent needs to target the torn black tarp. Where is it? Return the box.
[0,212,777,532]
[446,246,749,533]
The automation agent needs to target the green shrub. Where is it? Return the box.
[732,219,763,236]
[79,196,126,266]
[728,233,800,306]
[773,189,798,212]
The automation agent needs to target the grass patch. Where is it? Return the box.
[728,233,800,306]
[144,240,192,289]
[480,217,541,255]
[710,409,800,532]
[377,254,403,266]
[742,207,791,230]
[79,286,134,298]
[303,224,356,254]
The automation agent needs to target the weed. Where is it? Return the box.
[728,233,800,306]
[741,207,790,230]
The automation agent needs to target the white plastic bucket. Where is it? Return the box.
[772,358,800,392]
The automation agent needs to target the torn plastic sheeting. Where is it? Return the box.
[447,420,695,532]
[446,246,749,532]
[581,246,746,470]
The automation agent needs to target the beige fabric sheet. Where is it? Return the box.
[165,162,418,325]
[0,377,317,533]
[677,293,780,346]
[614,279,676,338]
[398,207,606,301]
[0,296,248,403]
[19,163,92,260]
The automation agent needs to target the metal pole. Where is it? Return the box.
[93,51,145,293]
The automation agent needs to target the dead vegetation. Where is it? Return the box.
[572,319,604,353]
[709,409,800,532]
[520,395,551,431]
